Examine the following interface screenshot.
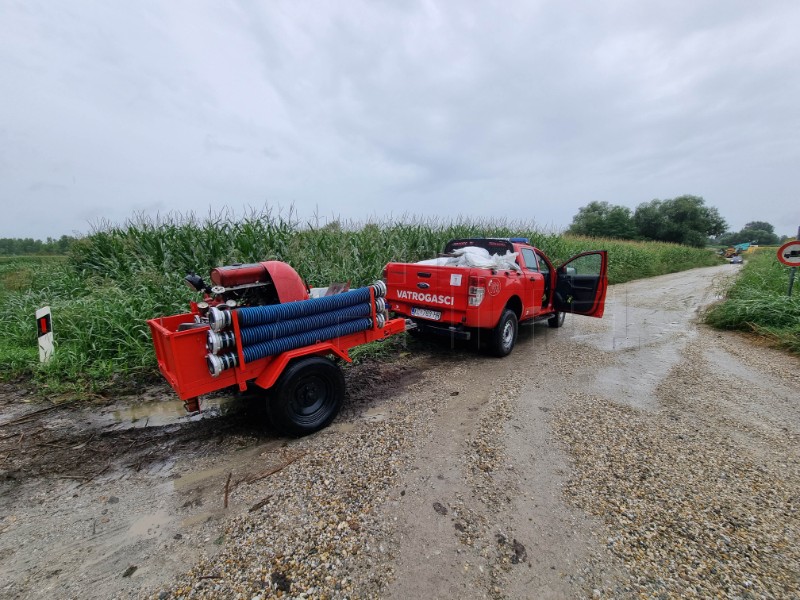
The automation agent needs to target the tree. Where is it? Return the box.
[567,201,638,239]
[718,221,780,246]
[633,195,726,247]
[743,221,774,234]
[630,200,664,241]
[738,227,779,245]
[0,235,77,255]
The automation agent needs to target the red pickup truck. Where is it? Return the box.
[384,237,608,356]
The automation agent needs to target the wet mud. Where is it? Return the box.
[0,359,418,599]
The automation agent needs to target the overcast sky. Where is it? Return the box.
[1,0,798,239]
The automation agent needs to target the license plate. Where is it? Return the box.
[411,307,441,321]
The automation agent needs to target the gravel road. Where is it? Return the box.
[1,263,797,599]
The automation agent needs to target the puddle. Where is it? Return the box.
[110,400,189,426]
[128,510,170,537]
[180,511,223,528]
[172,464,231,491]
[171,440,284,492]
[98,395,241,429]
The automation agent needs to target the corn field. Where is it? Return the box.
[2,210,721,391]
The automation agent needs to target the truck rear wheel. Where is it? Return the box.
[548,311,566,328]
[267,356,345,436]
[489,309,518,357]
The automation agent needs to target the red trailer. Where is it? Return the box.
[148,261,405,435]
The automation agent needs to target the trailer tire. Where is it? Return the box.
[267,356,345,436]
[548,311,566,328]
[489,309,518,357]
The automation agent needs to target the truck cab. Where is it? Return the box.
[384,238,607,356]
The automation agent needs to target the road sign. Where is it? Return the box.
[36,306,54,363]
[777,241,800,266]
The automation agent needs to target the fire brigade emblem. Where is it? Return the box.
[487,278,501,297]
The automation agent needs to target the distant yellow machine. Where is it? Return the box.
[724,243,756,258]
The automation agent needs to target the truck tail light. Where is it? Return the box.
[468,276,485,307]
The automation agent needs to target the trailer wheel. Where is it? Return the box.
[268,356,345,436]
[548,311,566,328]
[489,309,518,357]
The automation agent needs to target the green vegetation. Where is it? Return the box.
[568,195,727,247]
[705,251,800,354]
[0,255,190,392]
[1,256,67,377]
[0,235,77,255]
[564,201,639,240]
[715,221,781,247]
[1,211,720,393]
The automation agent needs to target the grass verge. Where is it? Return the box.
[705,251,800,354]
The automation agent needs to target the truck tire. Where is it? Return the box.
[267,356,345,436]
[489,309,518,357]
[548,311,566,328]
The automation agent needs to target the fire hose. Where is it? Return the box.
[206,282,388,377]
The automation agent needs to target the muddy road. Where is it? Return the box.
[1,263,798,599]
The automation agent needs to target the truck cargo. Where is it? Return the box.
[384,237,607,356]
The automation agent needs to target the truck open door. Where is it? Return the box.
[554,251,608,318]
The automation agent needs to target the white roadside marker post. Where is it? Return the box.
[36,306,54,363]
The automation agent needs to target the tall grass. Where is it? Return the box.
[70,209,718,286]
[3,210,721,392]
[705,251,800,353]
[0,256,192,391]
[1,257,67,375]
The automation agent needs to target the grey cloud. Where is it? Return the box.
[28,182,69,193]
[204,135,246,154]
[1,0,799,238]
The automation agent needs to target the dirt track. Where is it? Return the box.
[1,263,798,599]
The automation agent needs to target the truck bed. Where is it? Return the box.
[384,262,522,330]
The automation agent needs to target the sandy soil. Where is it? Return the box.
[1,263,797,599]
